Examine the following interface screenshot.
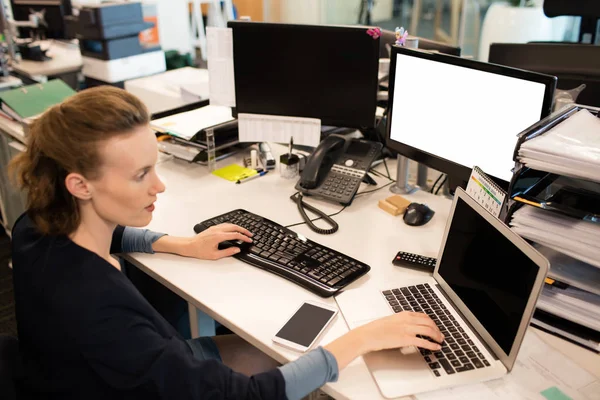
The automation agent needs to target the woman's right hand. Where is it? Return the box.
[357,311,444,353]
[324,311,443,371]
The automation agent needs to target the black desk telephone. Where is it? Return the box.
[295,136,382,205]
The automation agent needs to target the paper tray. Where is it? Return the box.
[508,169,600,223]
[506,104,600,224]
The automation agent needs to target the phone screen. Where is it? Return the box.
[275,303,336,347]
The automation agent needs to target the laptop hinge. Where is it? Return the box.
[434,284,499,361]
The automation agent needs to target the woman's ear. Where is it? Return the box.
[65,172,92,200]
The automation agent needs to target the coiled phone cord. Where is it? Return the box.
[291,193,339,235]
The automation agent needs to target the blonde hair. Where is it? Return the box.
[9,86,150,235]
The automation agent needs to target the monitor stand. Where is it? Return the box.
[389,155,417,194]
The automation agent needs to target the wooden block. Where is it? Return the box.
[378,199,402,216]
[385,195,411,214]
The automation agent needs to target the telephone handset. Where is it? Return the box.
[295,137,383,205]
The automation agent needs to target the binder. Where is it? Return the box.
[465,166,507,219]
[0,80,76,121]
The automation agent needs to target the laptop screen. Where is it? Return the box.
[437,197,539,354]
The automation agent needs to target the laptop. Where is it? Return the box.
[335,188,549,398]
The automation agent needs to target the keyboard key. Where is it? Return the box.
[424,356,432,362]
[461,345,471,352]
[327,277,342,286]
[388,300,399,306]
[472,359,484,369]
[466,351,476,359]
[437,358,455,375]
[459,356,469,364]
[392,306,402,313]
[450,343,459,350]
[428,362,440,370]
[451,360,461,367]
[433,352,444,359]
[447,353,457,360]
[483,360,490,367]
[457,339,466,345]
[477,353,484,359]
[433,370,441,377]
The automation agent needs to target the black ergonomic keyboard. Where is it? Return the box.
[194,209,370,297]
[382,283,491,377]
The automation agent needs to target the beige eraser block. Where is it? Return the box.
[378,199,402,216]
[385,195,411,214]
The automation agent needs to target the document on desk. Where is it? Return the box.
[416,331,600,400]
[206,27,236,107]
[238,113,321,147]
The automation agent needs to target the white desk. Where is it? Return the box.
[123,147,600,400]
[11,40,82,89]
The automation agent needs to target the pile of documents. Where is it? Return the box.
[510,208,600,351]
[510,206,600,268]
[518,109,600,181]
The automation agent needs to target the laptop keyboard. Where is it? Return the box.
[382,283,491,377]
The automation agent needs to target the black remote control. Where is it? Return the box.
[392,251,437,272]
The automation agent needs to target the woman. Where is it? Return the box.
[10,86,443,399]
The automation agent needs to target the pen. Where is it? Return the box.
[236,170,268,184]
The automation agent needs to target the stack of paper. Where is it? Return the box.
[150,105,234,141]
[535,244,600,297]
[538,285,600,332]
[518,109,600,181]
[510,206,600,268]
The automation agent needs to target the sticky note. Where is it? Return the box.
[212,164,257,182]
[541,387,573,400]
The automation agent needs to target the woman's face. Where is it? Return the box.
[90,124,166,227]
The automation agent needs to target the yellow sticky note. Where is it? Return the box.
[212,164,257,182]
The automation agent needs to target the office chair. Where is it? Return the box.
[0,335,21,400]
[544,0,600,44]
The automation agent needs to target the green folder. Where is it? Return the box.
[0,79,76,121]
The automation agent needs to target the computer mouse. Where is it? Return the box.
[403,203,435,226]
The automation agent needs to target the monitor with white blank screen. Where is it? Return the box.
[386,47,556,184]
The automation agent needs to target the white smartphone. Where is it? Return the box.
[272,301,339,352]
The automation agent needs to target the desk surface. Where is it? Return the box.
[11,40,82,78]
[125,147,600,400]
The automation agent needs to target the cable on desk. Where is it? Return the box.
[370,168,395,182]
[435,176,447,195]
[430,173,445,194]
[285,193,347,231]
[291,193,340,234]
[355,180,395,197]
[382,157,392,180]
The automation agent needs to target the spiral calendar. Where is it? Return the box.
[465,166,507,219]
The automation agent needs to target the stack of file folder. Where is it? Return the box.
[0,79,76,125]
[508,104,600,352]
[150,105,241,164]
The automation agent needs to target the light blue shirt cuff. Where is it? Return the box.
[278,347,339,400]
[121,227,167,254]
